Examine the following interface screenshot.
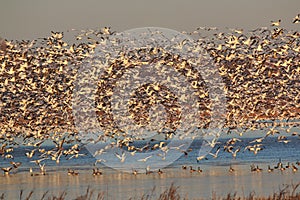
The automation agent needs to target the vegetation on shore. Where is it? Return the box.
[0,182,299,200]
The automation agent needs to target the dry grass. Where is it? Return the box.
[211,182,300,200]
[0,187,105,200]
[0,182,299,200]
[158,183,182,200]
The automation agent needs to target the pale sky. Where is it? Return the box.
[1,0,300,40]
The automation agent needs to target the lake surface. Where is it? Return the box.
[0,136,300,199]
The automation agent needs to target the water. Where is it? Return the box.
[0,136,299,199]
[1,136,299,171]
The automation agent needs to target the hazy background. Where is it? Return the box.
[1,0,300,40]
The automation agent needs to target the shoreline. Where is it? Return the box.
[0,164,299,199]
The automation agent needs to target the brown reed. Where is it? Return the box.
[0,182,299,200]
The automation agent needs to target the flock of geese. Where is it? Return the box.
[0,14,300,173]
[1,160,299,176]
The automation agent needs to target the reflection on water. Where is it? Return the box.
[0,166,299,199]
